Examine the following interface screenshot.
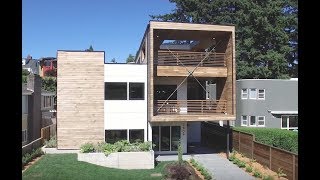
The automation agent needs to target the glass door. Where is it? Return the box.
[152,126,181,152]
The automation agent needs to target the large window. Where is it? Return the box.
[281,115,298,130]
[249,116,256,126]
[241,115,248,126]
[105,130,127,144]
[42,95,53,108]
[129,129,144,143]
[22,130,27,143]
[249,89,257,99]
[258,89,265,100]
[129,83,144,100]
[152,126,181,152]
[152,127,160,151]
[241,89,248,99]
[105,82,127,100]
[154,85,177,100]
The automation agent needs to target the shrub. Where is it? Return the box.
[233,127,298,153]
[253,170,262,178]
[229,152,236,161]
[276,168,287,178]
[245,165,253,173]
[189,158,213,180]
[237,160,246,168]
[80,143,95,153]
[22,148,44,167]
[44,136,57,148]
[165,162,191,180]
[262,175,274,180]
[138,141,153,151]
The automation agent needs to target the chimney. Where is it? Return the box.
[27,74,35,91]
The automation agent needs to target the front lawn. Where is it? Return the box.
[22,154,169,180]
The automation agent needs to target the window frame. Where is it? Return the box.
[281,115,298,130]
[257,116,265,127]
[105,82,128,100]
[105,129,128,144]
[249,115,257,126]
[129,129,144,143]
[249,88,257,99]
[241,89,248,99]
[241,115,248,126]
[258,89,265,100]
[129,82,145,100]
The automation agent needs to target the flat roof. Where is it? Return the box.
[270,111,298,115]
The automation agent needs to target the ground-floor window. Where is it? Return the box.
[281,115,298,130]
[105,130,127,144]
[129,129,144,143]
[22,130,27,143]
[241,115,265,127]
[152,126,181,152]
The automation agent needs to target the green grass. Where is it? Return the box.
[23,154,169,180]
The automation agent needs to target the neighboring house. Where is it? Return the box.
[39,57,57,77]
[22,75,42,146]
[235,79,298,130]
[41,90,56,127]
[22,57,40,75]
[57,21,236,154]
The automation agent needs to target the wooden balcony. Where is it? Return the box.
[151,100,235,122]
[156,50,227,77]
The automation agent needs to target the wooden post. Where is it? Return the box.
[238,131,241,152]
[226,121,230,159]
[269,147,272,169]
[251,137,254,159]
[292,155,295,180]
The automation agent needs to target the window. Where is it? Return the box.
[241,115,248,126]
[152,126,181,152]
[257,116,265,126]
[281,115,298,130]
[249,89,257,99]
[105,82,127,100]
[22,130,27,143]
[171,126,181,151]
[258,89,265,100]
[241,89,248,99]
[105,130,127,144]
[42,96,53,108]
[22,96,28,114]
[129,129,144,143]
[129,83,144,100]
[249,116,256,126]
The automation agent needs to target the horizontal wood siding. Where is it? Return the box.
[157,66,227,77]
[57,51,104,149]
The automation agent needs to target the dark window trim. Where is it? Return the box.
[129,82,145,100]
[105,82,128,100]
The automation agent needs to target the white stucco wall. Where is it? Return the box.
[104,64,148,141]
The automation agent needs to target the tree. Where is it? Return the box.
[45,69,57,77]
[151,0,298,79]
[85,45,94,52]
[22,69,30,83]
[42,77,57,92]
[111,58,116,63]
[126,54,135,63]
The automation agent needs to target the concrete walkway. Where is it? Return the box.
[156,153,254,180]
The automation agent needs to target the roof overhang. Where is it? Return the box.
[269,111,298,115]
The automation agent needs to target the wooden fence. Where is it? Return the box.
[233,130,298,180]
[22,123,57,155]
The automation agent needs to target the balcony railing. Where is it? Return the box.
[155,100,227,115]
[156,50,226,67]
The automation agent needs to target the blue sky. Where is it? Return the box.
[22,0,175,63]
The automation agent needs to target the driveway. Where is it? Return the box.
[156,147,254,180]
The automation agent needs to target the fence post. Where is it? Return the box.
[238,131,241,152]
[292,154,295,180]
[251,138,254,159]
[269,147,272,169]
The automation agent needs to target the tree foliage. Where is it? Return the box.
[126,54,135,63]
[42,77,57,92]
[85,45,94,52]
[45,69,57,77]
[151,0,297,79]
[111,58,117,63]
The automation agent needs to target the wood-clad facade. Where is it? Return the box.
[135,21,236,122]
[57,51,105,149]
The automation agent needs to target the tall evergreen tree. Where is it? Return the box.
[151,0,297,79]
[126,54,135,63]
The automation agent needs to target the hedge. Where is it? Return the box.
[233,127,298,154]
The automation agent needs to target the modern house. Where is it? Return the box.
[57,21,236,154]
[235,79,298,130]
[22,74,56,146]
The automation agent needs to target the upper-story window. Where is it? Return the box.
[42,95,53,108]
[241,89,248,99]
[258,89,265,100]
[129,83,144,100]
[105,82,127,100]
[249,89,257,99]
